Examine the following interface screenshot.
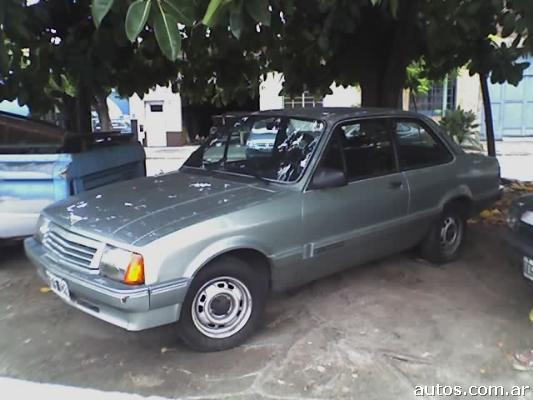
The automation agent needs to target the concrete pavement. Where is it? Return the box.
[494,140,533,182]
[2,225,533,399]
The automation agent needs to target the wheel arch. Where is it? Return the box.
[183,240,273,289]
[443,195,474,218]
[439,186,474,217]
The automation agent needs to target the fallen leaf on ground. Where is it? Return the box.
[160,347,176,354]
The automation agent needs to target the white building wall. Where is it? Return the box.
[129,85,182,146]
[259,73,284,110]
[456,69,482,119]
[323,85,361,107]
[259,72,361,110]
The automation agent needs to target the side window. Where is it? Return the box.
[338,119,396,181]
[317,132,344,172]
[394,120,452,169]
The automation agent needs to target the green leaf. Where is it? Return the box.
[92,0,115,28]
[203,0,230,26]
[230,9,243,38]
[125,0,152,42]
[154,8,181,60]
[161,0,195,26]
[245,0,270,26]
[501,13,516,38]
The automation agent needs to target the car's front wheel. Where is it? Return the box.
[177,256,268,352]
[420,205,466,264]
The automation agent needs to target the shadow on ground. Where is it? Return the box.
[1,225,533,399]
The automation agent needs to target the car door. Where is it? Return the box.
[300,118,410,285]
[392,118,455,244]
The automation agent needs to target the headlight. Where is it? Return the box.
[522,211,533,226]
[100,246,145,285]
[507,200,530,230]
[506,207,521,230]
[35,216,50,243]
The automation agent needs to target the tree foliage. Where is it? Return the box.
[1,0,533,130]
[0,0,180,131]
[440,107,480,145]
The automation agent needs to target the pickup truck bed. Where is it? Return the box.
[0,112,146,240]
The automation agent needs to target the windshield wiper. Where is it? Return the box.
[202,160,223,169]
[225,166,270,185]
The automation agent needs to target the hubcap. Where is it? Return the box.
[191,276,252,339]
[440,215,463,255]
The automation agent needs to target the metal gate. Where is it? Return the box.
[488,59,533,138]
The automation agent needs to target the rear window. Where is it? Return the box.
[394,120,452,169]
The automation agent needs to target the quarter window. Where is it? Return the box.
[394,121,452,169]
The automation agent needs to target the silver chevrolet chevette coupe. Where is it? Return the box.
[25,108,501,351]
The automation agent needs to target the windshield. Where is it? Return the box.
[184,116,326,183]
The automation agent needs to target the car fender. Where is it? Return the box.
[182,236,273,280]
[438,184,473,210]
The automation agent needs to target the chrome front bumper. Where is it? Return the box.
[24,238,190,331]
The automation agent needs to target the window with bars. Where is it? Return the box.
[283,92,324,109]
[410,78,457,117]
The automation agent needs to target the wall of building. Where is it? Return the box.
[130,85,183,147]
[456,69,482,119]
[323,85,361,107]
[259,72,361,110]
[259,73,284,110]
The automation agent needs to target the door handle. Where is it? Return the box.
[388,180,403,189]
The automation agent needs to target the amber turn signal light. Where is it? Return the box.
[123,253,145,285]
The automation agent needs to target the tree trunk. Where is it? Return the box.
[479,72,496,157]
[360,69,404,108]
[74,82,93,134]
[62,95,77,131]
[358,0,418,109]
[94,93,112,132]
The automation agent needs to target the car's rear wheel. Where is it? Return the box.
[178,256,268,352]
[420,205,466,264]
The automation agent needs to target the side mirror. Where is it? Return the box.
[309,168,347,190]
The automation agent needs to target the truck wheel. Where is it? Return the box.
[420,205,466,264]
[178,256,268,352]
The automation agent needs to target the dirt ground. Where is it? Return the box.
[1,221,533,399]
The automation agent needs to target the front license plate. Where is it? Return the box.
[47,273,70,301]
[523,257,533,282]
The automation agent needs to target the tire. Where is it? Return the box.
[419,204,467,264]
[177,256,269,352]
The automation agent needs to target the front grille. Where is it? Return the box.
[43,224,101,272]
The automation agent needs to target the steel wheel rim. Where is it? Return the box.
[191,276,252,339]
[440,215,463,255]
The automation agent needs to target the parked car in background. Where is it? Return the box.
[25,108,500,352]
[0,112,146,242]
[504,194,533,280]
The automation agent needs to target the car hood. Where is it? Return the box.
[44,170,283,246]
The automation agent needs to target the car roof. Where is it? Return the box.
[238,107,424,124]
